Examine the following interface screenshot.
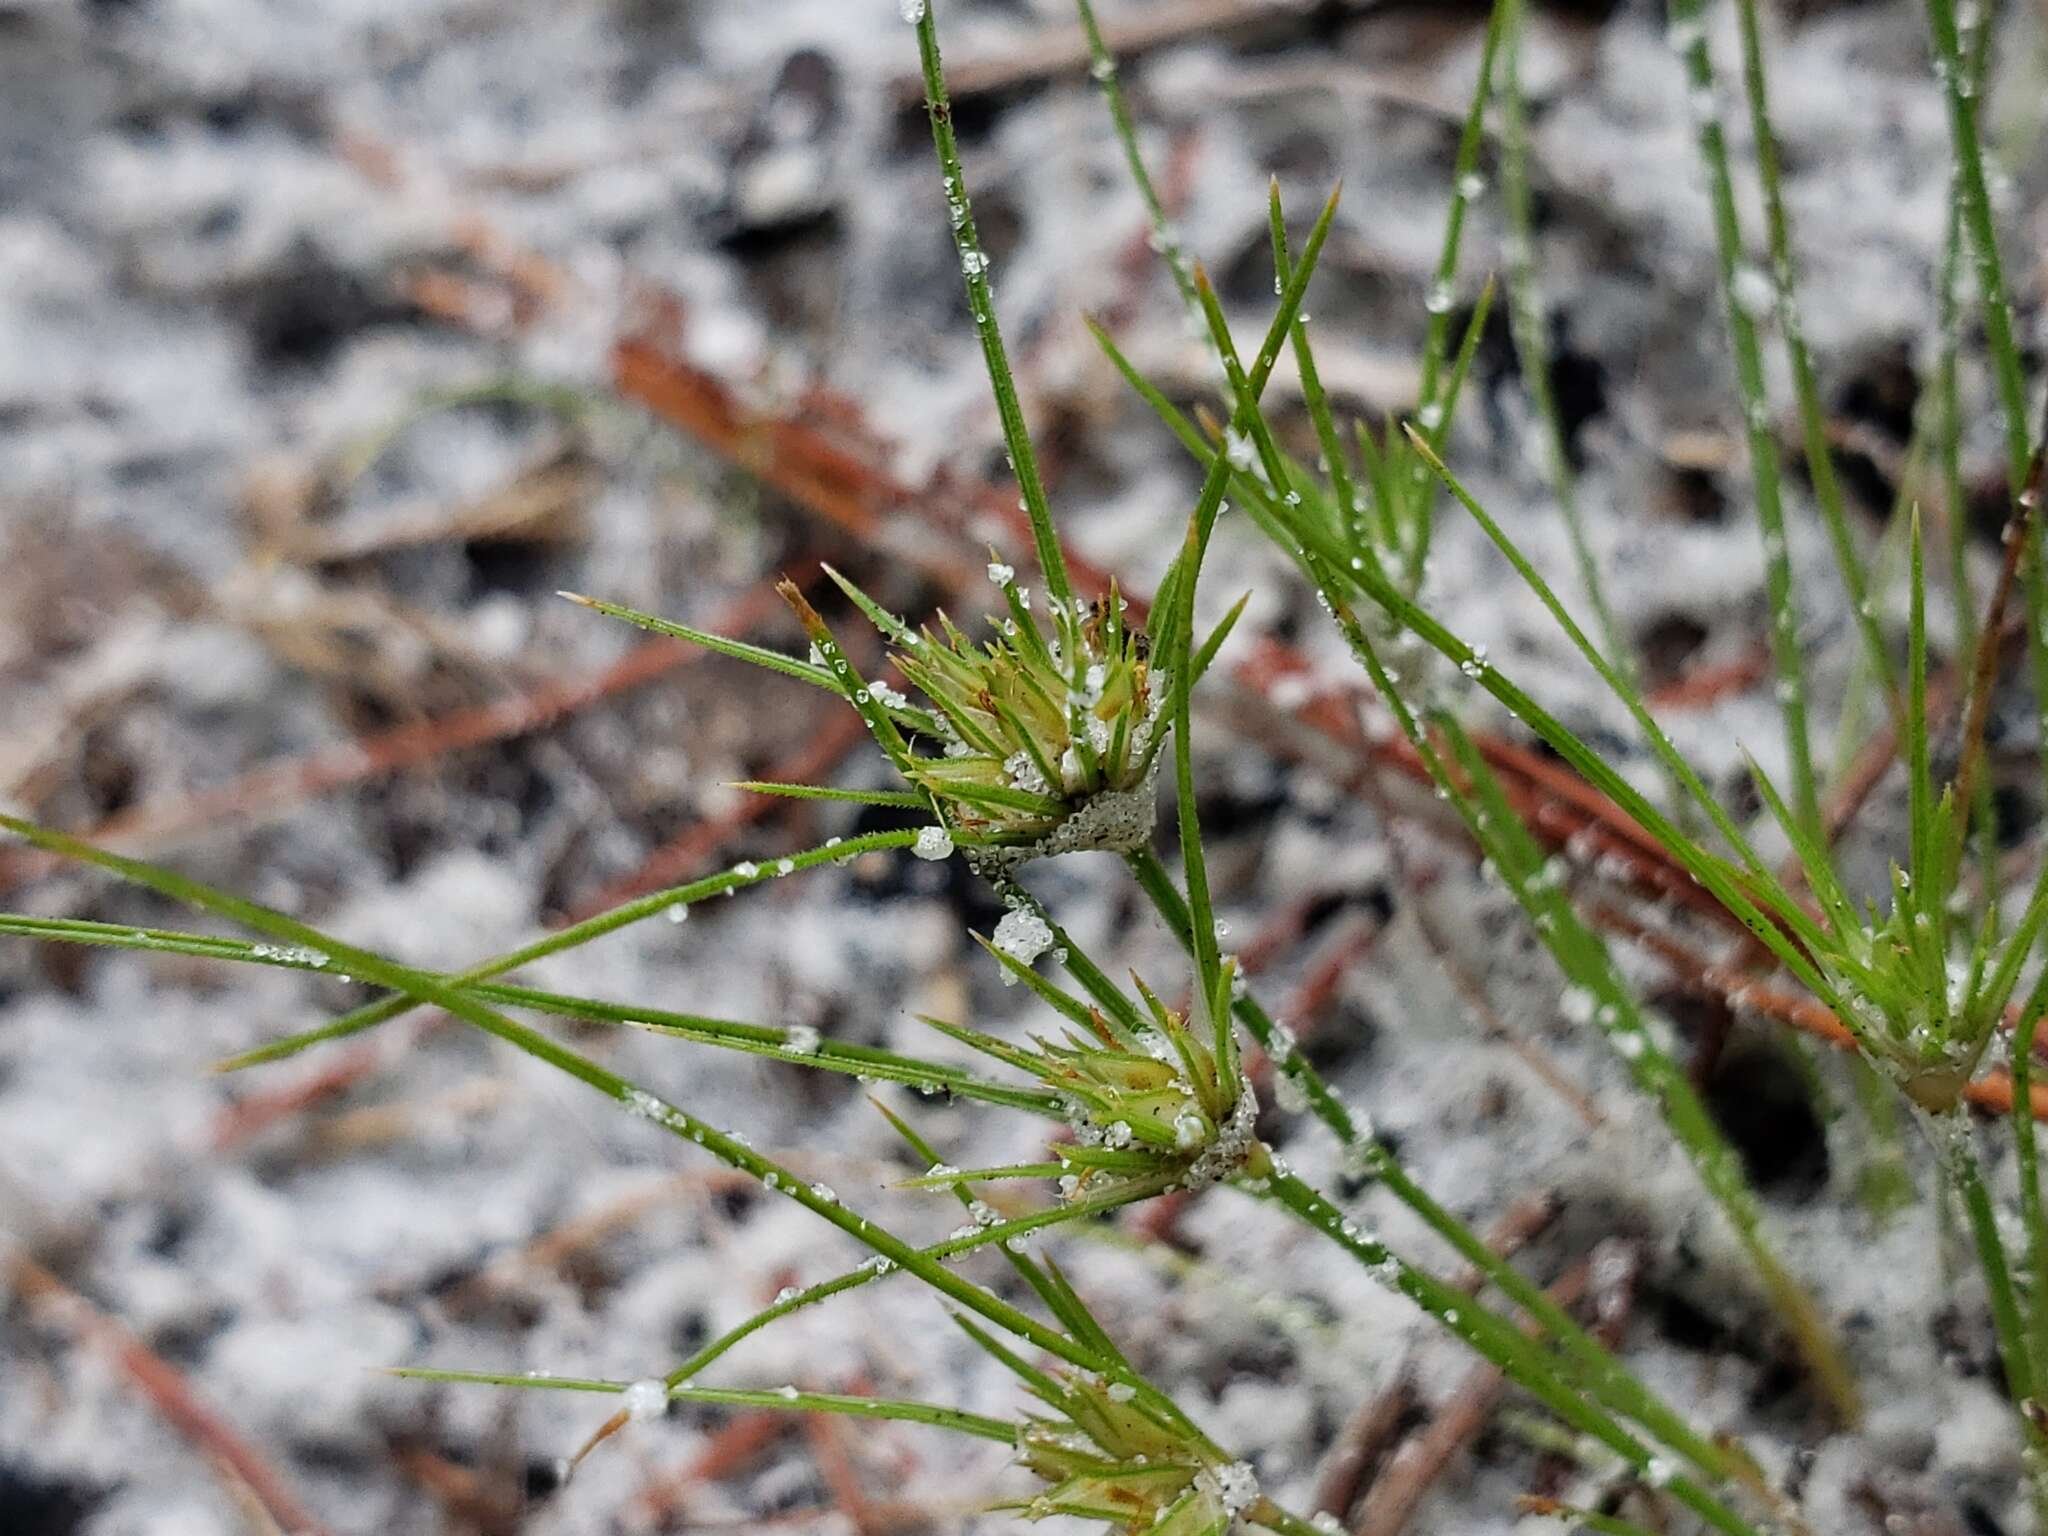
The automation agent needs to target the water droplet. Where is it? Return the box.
[1731,263,1776,319]
[993,909,1056,969]
[622,1378,669,1423]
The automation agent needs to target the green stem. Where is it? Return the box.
[2013,976,2048,1395]
[911,3,1073,626]
[1406,0,1508,591]
[217,830,923,1070]
[1937,1106,2048,1515]
[1438,719,1858,1423]
[389,1372,1021,1444]
[0,913,1071,1116]
[1922,0,2048,809]
[1934,0,1991,662]
[1730,0,1894,708]
[1127,846,1754,1486]
[1922,0,2032,482]
[1264,1172,1765,1536]
[1073,0,1195,312]
[0,815,1133,1387]
[1666,0,1819,841]
[659,1185,1153,1394]
[1499,0,1628,683]
[1501,0,1703,832]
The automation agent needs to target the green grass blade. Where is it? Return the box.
[1267,181,1363,552]
[1166,518,1222,1005]
[729,782,927,808]
[911,2,1072,624]
[1908,509,1935,900]
[1406,0,1508,587]
[1416,0,1506,412]
[1303,545,1845,1009]
[0,912,1071,1117]
[389,1372,1018,1444]
[1074,0,1195,311]
[559,592,839,692]
[1439,718,1858,1423]
[216,829,920,1070]
[2012,974,2048,1381]
[1940,1112,2048,1493]
[818,563,919,647]
[1191,592,1251,686]
[0,813,1136,1381]
[1665,0,1820,840]
[1264,1173,1764,1536]
[1729,0,1894,706]
[1500,0,1637,695]
[1406,430,1785,886]
[1125,848,1748,1487]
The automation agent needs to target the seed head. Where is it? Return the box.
[787,570,1165,867]
[1006,1364,1259,1533]
[933,960,1263,1203]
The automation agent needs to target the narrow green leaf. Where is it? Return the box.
[560,592,838,691]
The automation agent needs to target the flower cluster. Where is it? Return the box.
[925,962,1262,1203]
[1009,1364,1261,1535]
[897,580,1162,858]
[786,567,1165,865]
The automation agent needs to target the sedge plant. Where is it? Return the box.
[1076,0,2048,1520]
[4,2,2042,1533]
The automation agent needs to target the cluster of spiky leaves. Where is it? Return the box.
[947,1254,1266,1536]
[572,566,1180,865]
[1008,1368,1256,1534]
[883,577,1166,855]
[912,954,1260,1203]
[1747,499,2048,1116]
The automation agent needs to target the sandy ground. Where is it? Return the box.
[3,0,2047,1532]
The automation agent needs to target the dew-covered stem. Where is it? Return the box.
[216,830,922,1070]
[1262,1171,1767,1536]
[1729,0,1894,708]
[1921,0,2048,817]
[389,1372,1021,1444]
[1073,0,1194,312]
[2012,977,2048,1385]
[1126,848,1759,1485]
[0,816,1141,1384]
[1665,0,1819,841]
[1932,0,1992,664]
[1499,0,1627,683]
[1935,1106,2048,1515]
[1406,0,1507,590]
[911,2,1074,628]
